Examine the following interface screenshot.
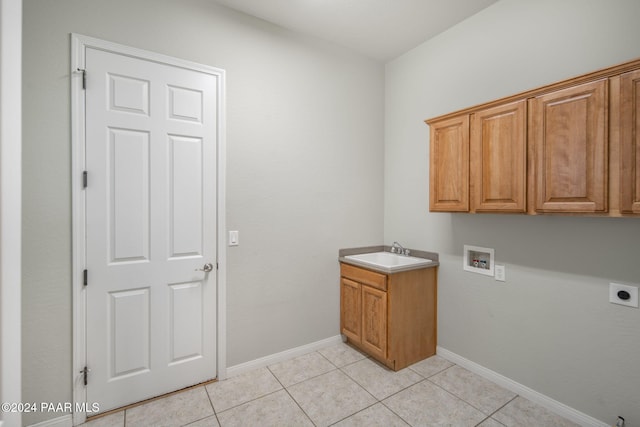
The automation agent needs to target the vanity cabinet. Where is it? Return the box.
[339,262,437,371]
[340,269,387,361]
[426,57,640,217]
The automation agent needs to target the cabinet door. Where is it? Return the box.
[340,278,361,343]
[529,79,608,213]
[620,69,640,213]
[429,115,469,212]
[471,100,527,212]
[361,285,387,361]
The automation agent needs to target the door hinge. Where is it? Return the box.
[82,171,88,189]
[83,269,88,287]
[216,262,219,270]
[81,366,90,386]
[77,68,86,90]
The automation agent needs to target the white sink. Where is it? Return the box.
[343,251,432,272]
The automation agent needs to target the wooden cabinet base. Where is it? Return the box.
[340,263,437,371]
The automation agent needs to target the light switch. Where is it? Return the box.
[495,264,506,282]
[228,230,239,246]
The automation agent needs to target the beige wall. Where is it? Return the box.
[385,0,640,424]
[22,0,384,424]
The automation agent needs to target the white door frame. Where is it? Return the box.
[0,1,22,426]
[71,33,227,425]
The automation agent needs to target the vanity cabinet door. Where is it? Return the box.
[340,278,362,343]
[529,79,608,213]
[339,262,437,370]
[360,285,387,361]
[471,100,527,212]
[620,69,640,213]
[428,114,470,212]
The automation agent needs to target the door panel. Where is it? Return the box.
[429,115,470,212]
[85,46,218,413]
[471,101,527,212]
[529,79,608,212]
[109,288,150,378]
[109,128,150,263]
[108,74,150,115]
[361,285,387,361]
[168,85,203,122]
[169,281,204,364]
[340,278,361,343]
[620,69,640,213]
[169,135,203,257]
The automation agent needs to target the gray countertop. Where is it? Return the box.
[338,245,439,274]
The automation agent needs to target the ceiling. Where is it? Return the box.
[213,0,498,61]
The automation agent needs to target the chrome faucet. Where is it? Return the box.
[391,241,410,256]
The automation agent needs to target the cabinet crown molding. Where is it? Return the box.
[425,57,640,125]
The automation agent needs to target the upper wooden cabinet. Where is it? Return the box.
[429,115,469,212]
[428,100,527,213]
[471,100,527,212]
[426,57,640,217]
[529,79,608,213]
[620,69,640,214]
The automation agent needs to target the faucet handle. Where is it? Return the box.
[390,246,396,253]
[404,249,410,256]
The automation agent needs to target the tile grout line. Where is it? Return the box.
[374,378,424,427]
[211,387,283,416]
[426,365,517,420]
[318,347,394,426]
[326,401,384,427]
[199,351,341,425]
[337,366,385,402]
[406,360,455,379]
[202,383,222,427]
[326,356,413,426]
[425,377,487,413]
[267,362,318,427]
[281,385,318,427]
[335,362,426,427]
[269,351,340,388]
[331,358,459,425]
[281,350,390,427]
[377,400,414,427]
[477,395,518,427]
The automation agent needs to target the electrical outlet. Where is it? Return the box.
[609,283,638,308]
[495,264,506,282]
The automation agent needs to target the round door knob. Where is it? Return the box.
[195,263,214,272]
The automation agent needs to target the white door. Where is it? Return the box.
[84,46,218,413]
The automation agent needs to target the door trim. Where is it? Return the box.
[70,33,227,426]
[1,1,22,426]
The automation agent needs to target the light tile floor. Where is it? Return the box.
[82,343,580,427]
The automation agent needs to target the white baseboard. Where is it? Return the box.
[226,335,343,378]
[436,346,607,427]
[27,415,72,427]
